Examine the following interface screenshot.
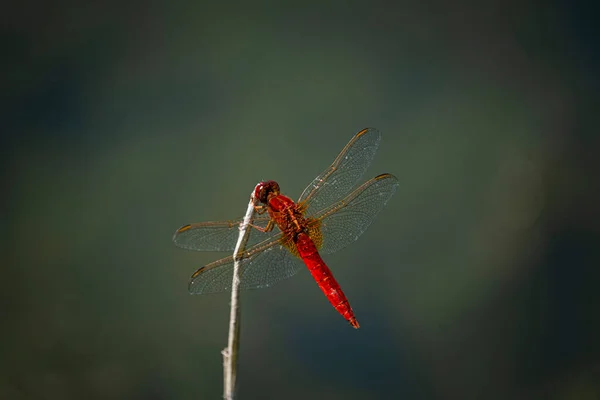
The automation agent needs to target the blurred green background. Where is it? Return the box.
[3,1,599,399]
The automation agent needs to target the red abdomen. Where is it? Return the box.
[295,232,359,329]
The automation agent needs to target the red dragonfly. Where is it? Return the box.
[173,128,398,328]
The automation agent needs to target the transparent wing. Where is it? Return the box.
[314,173,399,255]
[172,216,274,251]
[299,128,381,215]
[188,235,304,294]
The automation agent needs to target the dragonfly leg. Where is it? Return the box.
[254,204,268,214]
[249,219,275,233]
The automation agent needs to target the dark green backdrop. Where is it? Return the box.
[3,1,598,399]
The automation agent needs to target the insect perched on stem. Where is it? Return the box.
[174,128,398,328]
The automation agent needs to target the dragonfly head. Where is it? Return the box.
[254,180,280,204]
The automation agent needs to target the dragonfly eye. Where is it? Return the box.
[254,182,269,204]
[269,181,280,195]
[255,181,280,204]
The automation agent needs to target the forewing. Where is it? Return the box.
[299,128,381,215]
[315,173,399,255]
[173,216,274,251]
[188,235,304,294]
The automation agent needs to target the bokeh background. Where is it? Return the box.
[3,1,599,399]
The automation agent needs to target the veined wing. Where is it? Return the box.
[188,234,304,294]
[299,128,381,215]
[173,215,275,251]
[313,173,399,255]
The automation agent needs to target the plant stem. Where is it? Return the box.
[222,188,257,400]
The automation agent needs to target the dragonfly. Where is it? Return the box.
[173,128,398,328]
